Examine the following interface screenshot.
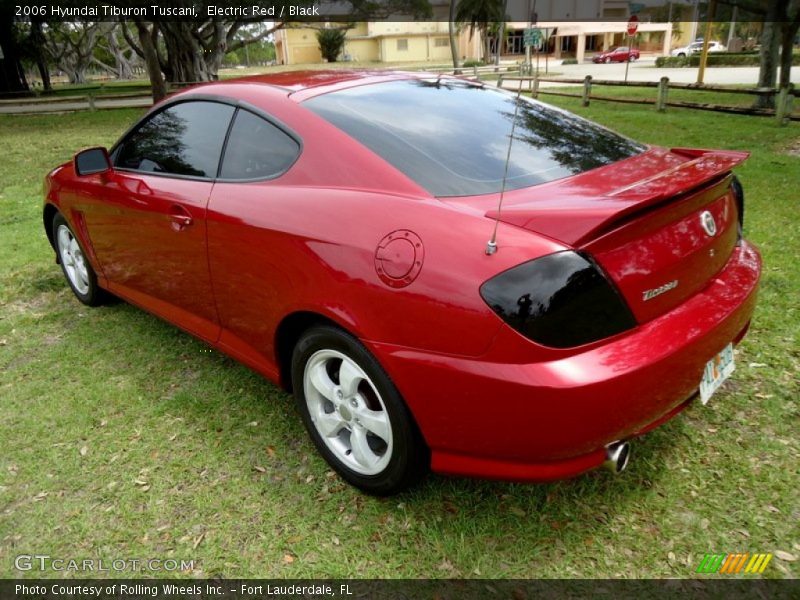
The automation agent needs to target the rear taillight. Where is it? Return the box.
[479,251,636,348]
[731,175,744,241]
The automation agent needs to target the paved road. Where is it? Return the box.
[536,57,800,87]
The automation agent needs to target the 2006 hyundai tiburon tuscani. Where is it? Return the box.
[44,71,761,494]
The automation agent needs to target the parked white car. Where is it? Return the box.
[671,41,726,57]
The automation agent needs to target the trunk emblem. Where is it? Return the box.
[700,211,717,236]
[642,280,679,302]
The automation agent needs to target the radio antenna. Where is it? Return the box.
[486,78,524,255]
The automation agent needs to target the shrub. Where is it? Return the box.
[316,28,347,63]
[462,59,485,68]
[656,52,800,68]
[562,58,578,65]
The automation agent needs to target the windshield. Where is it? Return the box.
[305,79,645,197]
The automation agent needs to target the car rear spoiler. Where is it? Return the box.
[486,148,750,246]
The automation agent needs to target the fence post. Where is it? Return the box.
[776,84,793,126]
[533,76,540,99]
[87,94,96,112]
[656,77,669,112]
[473,65,478,77]
[498,74,504,89]
[582,75,592,107]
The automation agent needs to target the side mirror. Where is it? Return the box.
[74,147,112,176]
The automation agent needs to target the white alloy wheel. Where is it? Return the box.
[303,349,393,475]
[57,224,90,295]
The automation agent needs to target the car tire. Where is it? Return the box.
[291,324,429,495]
[629,56,636,62]
[678,52,686,57]
[52,212,107,306]
[604,57,611,64]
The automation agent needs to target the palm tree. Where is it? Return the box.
[455,0,505,64]
[449,1,460,70]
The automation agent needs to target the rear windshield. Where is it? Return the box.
[304,79,645,197]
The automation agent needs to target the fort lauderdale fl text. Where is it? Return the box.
[16,583,353,597]
[23,3,321,18]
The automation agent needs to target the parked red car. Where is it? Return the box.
[593,46,641,63]
[44,71,760,494]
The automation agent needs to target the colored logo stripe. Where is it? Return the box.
[697,553,772,574]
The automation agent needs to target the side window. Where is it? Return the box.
[115,101,234,178]
[219,109,300,180]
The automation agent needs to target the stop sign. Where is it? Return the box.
[627,15,639,36]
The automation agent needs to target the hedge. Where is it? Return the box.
[656,52,800,68]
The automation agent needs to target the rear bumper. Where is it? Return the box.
[367,241,761,482]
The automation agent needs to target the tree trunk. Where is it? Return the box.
[754,3,783,108]
[161,23,216,83]
[779,19,800,88]
[68,68,87,85]
[495,0,508,66]
[107,26,136,80]
[135,21,167,103]
[30,19,51,91]
[0,11,29,94]
[449,1,460,69]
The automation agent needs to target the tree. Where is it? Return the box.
[123,0,433,101]
[722,0,798,108]
[44,22,110,84]
[0,6,29,94]
[128,20,167,102]
[125,19,282,101]
[449,1,460,69]
[778,4,800,88]
[94,23,140,80]
[317,28,348,62]
[495,0,508,66]
[455,0,505,64]
[25,17,52,90]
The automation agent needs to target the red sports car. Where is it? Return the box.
[43,71,760,494]
[592,46,641,63]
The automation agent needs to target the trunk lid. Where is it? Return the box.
[447,146,748,323]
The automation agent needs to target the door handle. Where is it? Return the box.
[169,205,193,230]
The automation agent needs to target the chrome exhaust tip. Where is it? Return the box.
[603,441,631,474]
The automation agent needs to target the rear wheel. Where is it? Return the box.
[628,55,637,62]
[53,212,106,306]
[291,325,429,495]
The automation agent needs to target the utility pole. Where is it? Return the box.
[697,0,717,84]
[727,5,738,49]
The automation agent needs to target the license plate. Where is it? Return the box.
[699,343,735,405]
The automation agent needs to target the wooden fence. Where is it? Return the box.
[498,75,798,125]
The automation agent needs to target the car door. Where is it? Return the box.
[204,107,302,370]
[83,99,236,342]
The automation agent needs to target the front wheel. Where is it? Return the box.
[53,212,107,306]
[291,325,429,495]
[604,57,611,64]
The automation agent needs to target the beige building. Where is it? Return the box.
[274,22,481,66]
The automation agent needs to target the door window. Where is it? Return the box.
[115,101,234,178]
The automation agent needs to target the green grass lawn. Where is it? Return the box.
[0,102,798,579]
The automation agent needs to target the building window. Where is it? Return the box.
[397,39,409,51]
[434,38,449,48]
